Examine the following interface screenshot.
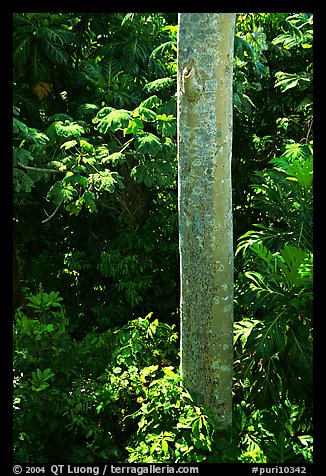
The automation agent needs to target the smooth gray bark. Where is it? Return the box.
[178,13,236,428]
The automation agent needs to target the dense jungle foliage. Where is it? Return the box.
[13,13,313,463]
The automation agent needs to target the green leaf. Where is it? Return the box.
[60,140,78,150]
[124,118,144,135]
[89,170,124,192]
[278,245,307,288]
[274,71,311,93]
[162,438,169,455]
[144,77,174,93]
[93,107,131,133]
[234,319,260,349]
[82,190,97,212]
[77,103,100,118]
[13,148,33,166]
[100,151,126,166]
[79,139,96,153]
[235,35,256,60]
[48,113,74,123]
[156,114,176,137]
[46,121,84,141]
[244,271,287,309]
[163,367,177,378]
[13,169,35,193]
[140,95,162,109]
[13,118,28,134]
[135,132,162,156]
[133,106,157,121]
[249,313,288,359]
[63,172,88,188]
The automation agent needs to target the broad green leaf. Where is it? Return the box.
[13,169,35,193]
[163,367,177,378]
[13,118,28,134]
[100,151,126,166]
[88,170,124,192]
[133,106,157,121]
[79,139,96,153]
[144,77,174,93]
[275,71,311,93]
[156,114,176,137]
[82,190,97,212]
[60,140,78,150]
[124,118,144,135]
[162,438,169,455]
[135,132,162,156]
[93,108,131,133]
[140,95,162,109]
[13,148,33,166]
[278,245,308,288]
[249,314,288,359]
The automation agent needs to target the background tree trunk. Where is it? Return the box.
[177,13,236,429]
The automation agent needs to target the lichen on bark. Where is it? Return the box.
[178,13,236,428]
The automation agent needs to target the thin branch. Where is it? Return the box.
[42,197,64,224]
[119,137,134,153]
[17,162,63,174]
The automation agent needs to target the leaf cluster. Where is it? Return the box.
[14,303,217,463]
[234,146,313,409]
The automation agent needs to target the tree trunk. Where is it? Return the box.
[177,13,236,429]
